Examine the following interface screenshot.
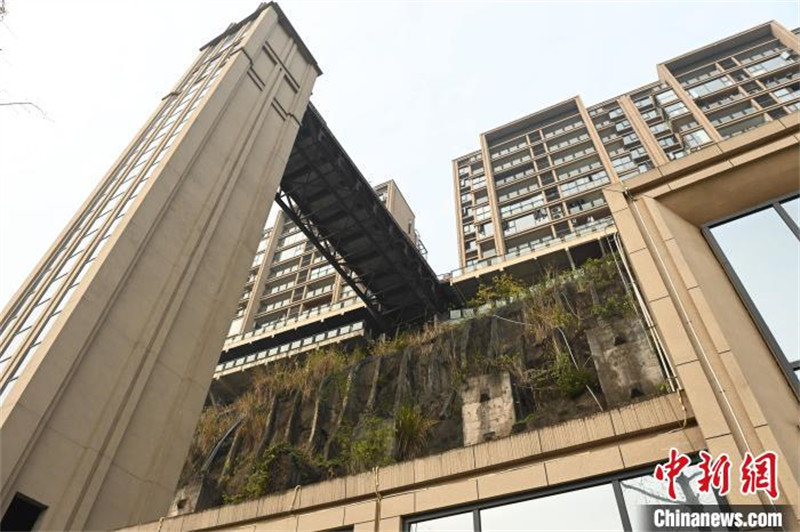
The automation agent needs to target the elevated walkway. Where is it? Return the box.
[276,105,457,330]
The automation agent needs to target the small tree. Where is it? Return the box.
[470,273,527,307]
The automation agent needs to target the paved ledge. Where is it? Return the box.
[116,393,695,531]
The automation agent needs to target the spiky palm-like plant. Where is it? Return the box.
[395,404,436,460]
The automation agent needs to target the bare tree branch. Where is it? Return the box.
[0,101,51,120]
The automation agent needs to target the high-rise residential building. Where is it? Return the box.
[0,4,321,530]
[451,21,799,288]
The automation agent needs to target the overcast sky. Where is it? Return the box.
[0,0,797,306]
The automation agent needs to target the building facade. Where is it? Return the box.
[0,4,321,530]
[116,19,799,532]
[451,22,799,288]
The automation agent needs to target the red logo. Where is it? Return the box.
[740,451,779,500]
[654,448,780,501]
[698,450,731,496]
[654,448,691,500]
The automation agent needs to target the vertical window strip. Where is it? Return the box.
[0,67,190,394]
[0,28,239,402]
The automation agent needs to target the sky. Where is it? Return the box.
[0,0,798,307]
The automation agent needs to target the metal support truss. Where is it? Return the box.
[275,191,387,330]
[275,104,455,331]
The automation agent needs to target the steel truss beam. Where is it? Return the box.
[276,105,455,331]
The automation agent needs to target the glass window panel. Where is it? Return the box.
[54,285,78,314]
[480,484,623,532]
[57,253,80,279]
[1,329,29,360]
[621,466,718,531]
[410,512,474,532]
[11,343,38,378]
[0,355,11,375]
[781,197,799,227]
[711,207,800,363]
[0,377,18,406]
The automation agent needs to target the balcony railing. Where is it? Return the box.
[440,216,615,280]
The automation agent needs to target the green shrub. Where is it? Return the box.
[225,443,305,504]
[591,293,633,320]
[552,350,590,398]
[349,416,395,473]
[470,273,527,307]
[395,404,436,460]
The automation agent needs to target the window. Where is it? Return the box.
[745,53,793,76]
[409,511,473,532]
[251,251,264,267]
[717,114,767,138]
[474,205,491,221]
[1,493,47,531]
[633,95,653,109]
[682,129,711,149]
[608,107,624,119]
[614,120,631,133]
[619,463,718,531]
[640,109,659,122]
[499,194,544,218]
[502,209,549,236]
[649,122,670,135]
[655,90,678,105]
[406,464,722,532]
[228,317,244,336]
[612,155,635,173]
[278,230,305,249]
[773,85,800,103]
[481,484,622,531]
[687,76,734,98]
[679,64,719,86]
[273,243,304,263]
[706,196,800,389]
[658,135,678,149]
[308,264,334,281]
[560,171,609,197]
[664,101,688,118]
[477,222,494,239]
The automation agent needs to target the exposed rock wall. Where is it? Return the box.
[172,260,667,513]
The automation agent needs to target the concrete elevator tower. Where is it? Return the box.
[0,4,319,529]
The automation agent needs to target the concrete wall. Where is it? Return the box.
[587,318,664,405]
[461,372,515,445]
[0,6,319,530]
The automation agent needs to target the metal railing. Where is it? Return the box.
[215,321,366,375]
[439,217,616,281]
[224,296,362,347]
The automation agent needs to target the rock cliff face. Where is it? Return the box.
[170,257,667,514]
